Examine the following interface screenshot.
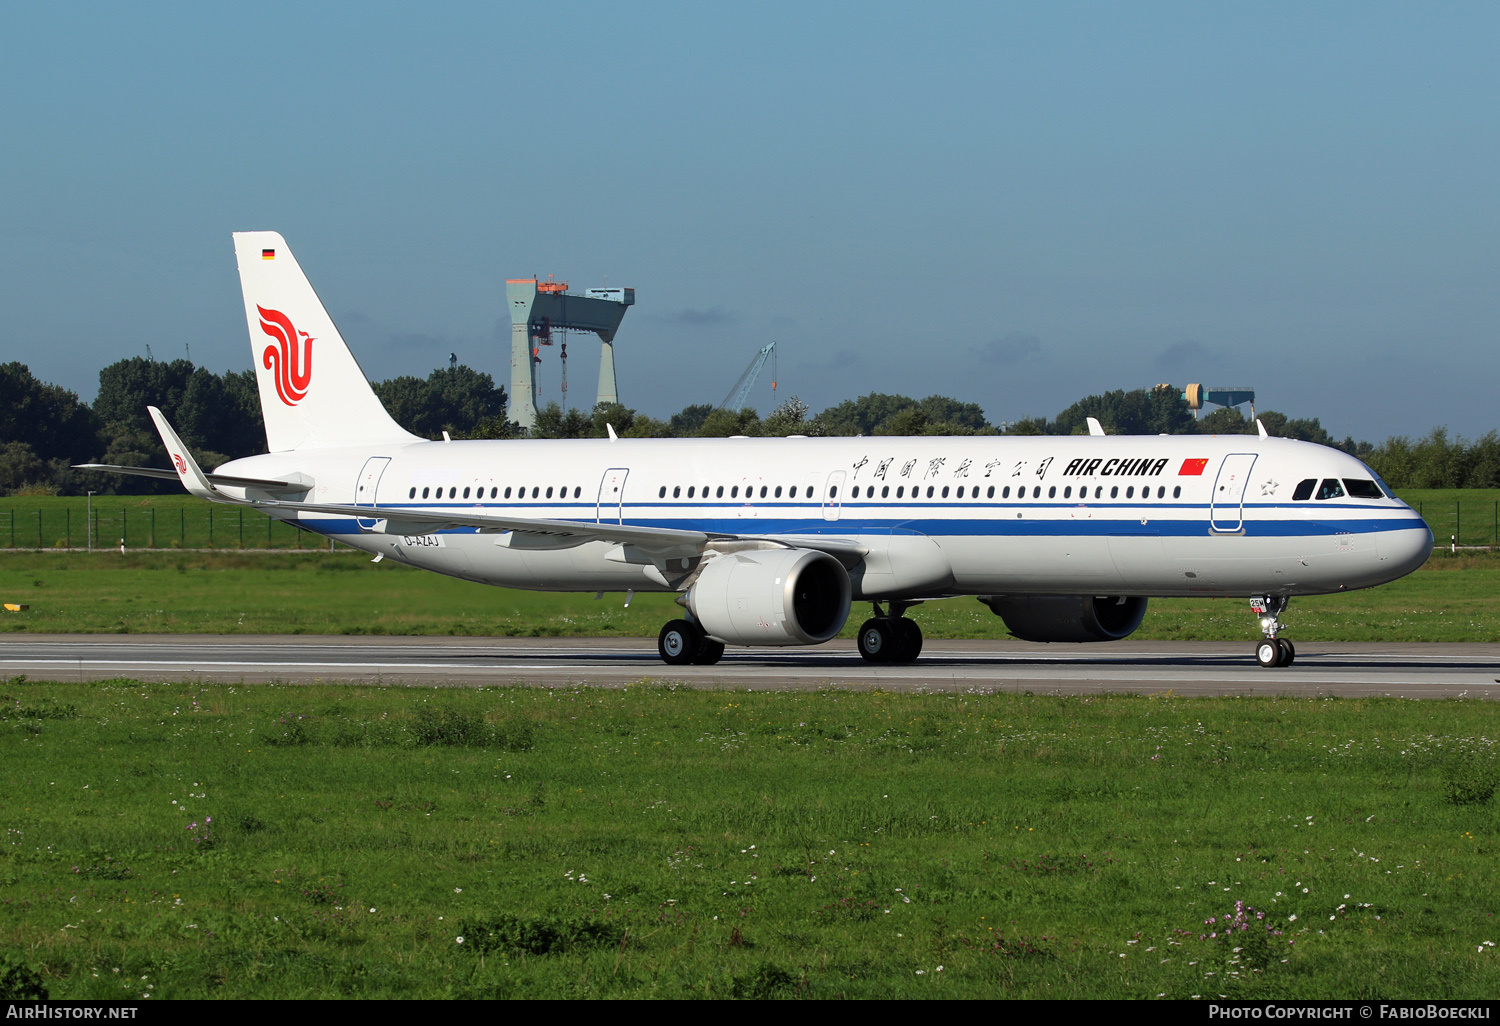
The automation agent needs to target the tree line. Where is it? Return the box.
[1,362,1494,494]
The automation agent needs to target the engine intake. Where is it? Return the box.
[688,548,851,646]
[979,594,1148,643]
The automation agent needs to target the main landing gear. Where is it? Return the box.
[1251,595,1296,668]
[857,603,924,664]
[658,619,725,667]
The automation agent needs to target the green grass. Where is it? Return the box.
[2,681,1499,998]
[2,548,1498,642]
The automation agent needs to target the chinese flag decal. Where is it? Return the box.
[1179,458,1210,476]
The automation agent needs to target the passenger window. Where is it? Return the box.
[829,486,838,498]
[717,486,724,498]
[421,487,430,499]
[881,485,889,498]
[408,487,416,499]
[941,486,949,498]
[1157,486,1164,499]
[1034,486,1043,499]
[574,486,581,499]
[731,486,739,498]
[659,486,666,498]
[926,486,934,498]
[687,486,695,498]
[531,487,540,499]
[1126,486,1134,499]
[1048,486,1056,498]
[1316,479,1345,500]
[545,486,554,499]
[1002,486,1010,498]
[1172,486,1180,499]
[760,485,767,498]
[851,486,860,499]
[1110,486,1118,499]
[789,485,798,498]
[1343,478,1383,499]
[461,486,470,498]
[987,485,995,498]
[672,486,680,498]
[1064,486,1071,499]
[896,486,904,498]
[1095,486,1103,499]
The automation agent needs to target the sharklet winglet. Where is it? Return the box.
[146,406,218,500]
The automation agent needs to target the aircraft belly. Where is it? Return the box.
[478,538,661,591]
[945,535,1126,593]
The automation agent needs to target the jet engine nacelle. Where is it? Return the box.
[979,594,1148,643]
[688,548,852,646]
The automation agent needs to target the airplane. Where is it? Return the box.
[80,232,1434,669]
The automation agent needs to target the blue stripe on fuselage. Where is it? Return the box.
[300,505,1428,539]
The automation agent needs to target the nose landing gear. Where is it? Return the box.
[1250,595,1295,667]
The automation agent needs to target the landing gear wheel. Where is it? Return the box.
[1255,639,1281,668]
[858,618,895,663]
[890,618,923,664]
[1277,638,1296,666]
[658,619,704,666]
[692,639,726,665]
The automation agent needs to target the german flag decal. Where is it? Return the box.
[262,249,275,260]
[1179,458,1210,476]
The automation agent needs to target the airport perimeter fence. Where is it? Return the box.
[1415,500,1499,550]
[0,497,1494,551]
[1,504,335,551]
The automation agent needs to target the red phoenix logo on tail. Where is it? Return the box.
[258,306,314,406]
[172,453,187,474]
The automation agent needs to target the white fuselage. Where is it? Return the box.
[216,433,1433,601]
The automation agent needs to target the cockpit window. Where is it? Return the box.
[1292,479,1316,501]
[1342,478,1383,499]
[1315,478,1345,500]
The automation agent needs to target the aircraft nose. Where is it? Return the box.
[1379,522,1434,578]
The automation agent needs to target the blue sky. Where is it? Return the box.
[2,2,1497,441]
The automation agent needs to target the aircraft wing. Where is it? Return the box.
[251,498,717,550]
[249,498,868,562]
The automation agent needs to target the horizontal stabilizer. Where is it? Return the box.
[73,464,312,492]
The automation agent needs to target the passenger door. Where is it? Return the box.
[1210,454,1257,532]
[596,468,629,524]
[354,456,391,533]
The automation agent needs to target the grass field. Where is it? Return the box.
[2,488,1499,550]
[1,548,1497,643]
[1,681,1498,999]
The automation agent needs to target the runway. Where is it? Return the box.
[3,634,1499,697]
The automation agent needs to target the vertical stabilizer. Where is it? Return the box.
[233,232,418,452]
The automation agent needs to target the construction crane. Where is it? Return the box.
[718,341,777,411]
